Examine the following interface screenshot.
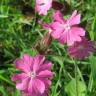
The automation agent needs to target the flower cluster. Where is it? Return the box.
[11,1,95,96]
[40,9,94,60]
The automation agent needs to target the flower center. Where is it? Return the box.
[63,24,70,31]
[28,72,36,78]
[49,29,52,34]
[78,45,85,50]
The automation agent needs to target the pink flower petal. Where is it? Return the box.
[39,78,52,88]
[66,30,75,46]
[53,11,65,23]
[36,0,43,4]
[69,10,77,20]
[42,23,51,30]
[16,78,29,90]
[51,28,63,39]
[11,73,27,81]
[34,79,45,94]
[38,70,53,78]
[58,33,67,44]
[66,26,85,46]
[71,27,85,36]
[51,22,62,29]
[69,29,81,42]
[39,62,52,71]
[68,10,81,26]
[15,58,31,73]
[33,55,45,72]
[35,0,52,15]
[23,54,34,67]
[51,22,64,39]
[28,78,36,94]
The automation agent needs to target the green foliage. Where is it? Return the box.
[0,0,96,96]
[65,79,87,96]
[90,55,96,81]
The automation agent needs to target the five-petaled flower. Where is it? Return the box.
[50,10,85,46]
[12,54,53,96]
[68,37,94,60]
[35,0,52,15]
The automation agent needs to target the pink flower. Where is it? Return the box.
[11,54,53,96]
[68,37,94,59]
[51,10,85,46]
[35,0,52,15]
[22,90,48,96]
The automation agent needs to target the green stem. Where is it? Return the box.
[88,72,93,92]
[75,62,79,96]
[77,66,85,84]
[72,59,79,96]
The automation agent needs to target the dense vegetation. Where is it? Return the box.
[0,0,96,96]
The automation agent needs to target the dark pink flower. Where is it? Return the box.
[51,10,85,46]
[11,54,53,96]
[68,37,94,59]
[22,90,48,96]
[35,0,52,15]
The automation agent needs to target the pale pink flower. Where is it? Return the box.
[35,0,52,15]
[11,54,53,96]
[51,10,85,46]
[68,37,94,59]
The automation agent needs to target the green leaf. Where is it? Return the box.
[0,86,7,96]
[14,90,21,96]
[52,56,64,68]
[89,16,96,40]
[0,15,8,18]
[65,79,87,96]
[89,55,96,80]
[0,74,14,86]
[21,48,38,57]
